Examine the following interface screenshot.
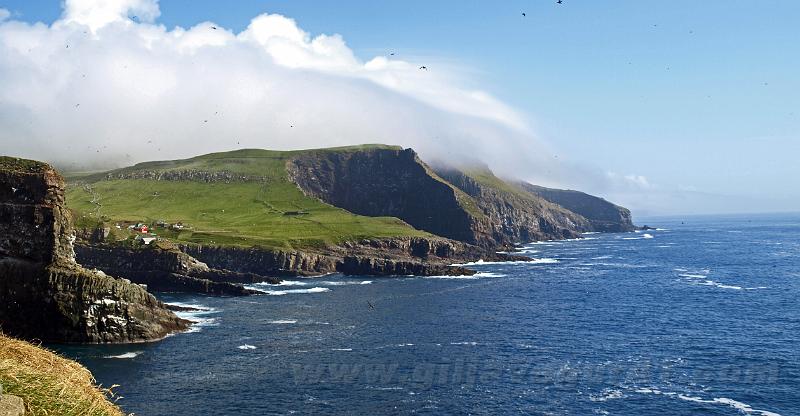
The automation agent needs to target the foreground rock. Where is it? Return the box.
[0,394,24,416]
[0,157,187,343]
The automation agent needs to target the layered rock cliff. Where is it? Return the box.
[433,165,590,245]
[286,148,478,243]
[287,148,593,248]
[520,183,635,232]
[74,244,276,295]
[181,236,488,277]
[0,157,187,343]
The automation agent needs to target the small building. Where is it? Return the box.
[135,233,157,245]
[133,223,149,233]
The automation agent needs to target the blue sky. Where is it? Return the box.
[1,0,798,215]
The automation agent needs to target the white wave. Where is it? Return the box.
[319,280,373,286]
[246,287,331,295]
[667,394,782,416]
[449,341,478,346]
[582,232,601,235]
[237,344,257,350]
[450,259,540,266]
[622,235,653,240]
[331,348,353,351]
[681,275,744,290]
[395,343,414,347]
[104,351,142,359]
[592,255,613,260]
[424,271,506,280]
[475,272,506,277]
[704,282,743,290]
[168,303,219,333]
[423,274,479,279]
[267,320,297,324]
[165,301,214,311]
[679,273,707,279]
[278,280,310,286]
[590,389,625,402]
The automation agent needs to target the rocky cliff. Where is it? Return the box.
[287,148,592,248]
[74,244,276,295]
[0,157,187,343]
[181,236,490,277]
[520,183,635,232]
[287,148,478,243]
[433,165,591,245]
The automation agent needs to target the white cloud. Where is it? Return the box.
[0,0,540,173]
[61,0,160,31]
[0,9,10,22]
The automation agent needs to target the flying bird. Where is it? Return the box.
[211,26,217,30]
[367,301,375,310]
[522,12,526,16]
[557,0,563,3]
[419,66,427,70]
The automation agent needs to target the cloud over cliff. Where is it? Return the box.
[0,0,550,174]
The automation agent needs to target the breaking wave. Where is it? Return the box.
[246,287,331,295]
[104,351,142,359]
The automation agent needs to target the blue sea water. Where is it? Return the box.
[57,214,800,415]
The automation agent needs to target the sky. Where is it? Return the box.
[0,0,797,216]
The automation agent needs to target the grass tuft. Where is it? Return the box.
[0,333,124,416]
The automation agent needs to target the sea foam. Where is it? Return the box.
[104,351,142,359]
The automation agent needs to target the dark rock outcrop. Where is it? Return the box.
[181,236,496,277]
[520,183,635,233]
[0,156,188,343]
[74,244,274,295]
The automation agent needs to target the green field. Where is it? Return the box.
[66,146,429,249]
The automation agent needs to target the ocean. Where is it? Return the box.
[56,214,800,415]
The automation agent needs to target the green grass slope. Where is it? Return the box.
[66,146,428,250]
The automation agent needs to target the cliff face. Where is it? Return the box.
[181,236,486,277]
[74,244,274,295]
[287,148,592,248]
[0,157,187,343]
[520,183,635,233]
[286,148,478,243]
[433,166,590,245]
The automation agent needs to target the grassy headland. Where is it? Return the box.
[66,146,430,250]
